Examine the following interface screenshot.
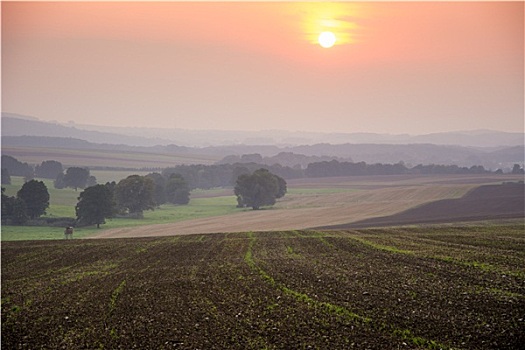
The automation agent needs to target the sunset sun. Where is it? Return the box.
[318,31,336,48]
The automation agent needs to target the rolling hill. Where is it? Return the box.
[319,182,525,229]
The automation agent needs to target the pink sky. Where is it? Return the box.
[2,2,523,134]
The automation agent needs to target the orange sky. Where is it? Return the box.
[2,2,523,134]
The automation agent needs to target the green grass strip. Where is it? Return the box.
[244,232,454,350]
[350,236,414,255]
[109,280,126,313]
[350,235,523,279]
[435,256,524,278]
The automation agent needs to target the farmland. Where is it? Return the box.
[2,145,220,169]
[2,224,524,349]
[91,174,524,239]
[2,174,523,241]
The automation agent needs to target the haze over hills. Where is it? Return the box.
[2,113,523,148]
[2,113,524,170]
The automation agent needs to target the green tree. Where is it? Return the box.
[35,160,63,179]
[63,167,90,191]
[166,174,190,205]
[16,179,50,219]
[1,188,15,224]
[76,184,116,228]
[1,155,33,178]
[11,198,29,225]
[1,168,11,185]
[234,169,287,210]
[115,175,155,218]
[54,172,66,189]
[86,175,97,187]
[275,174,287,199]
[146,172,167,206]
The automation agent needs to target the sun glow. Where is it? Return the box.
[318,31,336,48]
[292,2,362,47]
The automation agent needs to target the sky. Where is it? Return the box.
[2,1,524,135]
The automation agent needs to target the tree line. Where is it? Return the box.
[1,156,97,190]
[3,155,524,192]
[2,166,287,228]
[1,172,192,227]
[1,180,50,225]
[304,161,500,177]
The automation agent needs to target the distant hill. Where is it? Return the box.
[1,113,175,147]
[2,112,523,148]
[2,113,523,170]
[2,135,523,171]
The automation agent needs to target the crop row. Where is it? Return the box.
[2,224,524,349]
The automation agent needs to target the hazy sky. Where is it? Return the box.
[2,1,523,134]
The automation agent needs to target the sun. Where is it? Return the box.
[318,31,336,48]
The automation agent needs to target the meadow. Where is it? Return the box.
[2,174,523,241]
[2,224,523,349]
[1,176,239,240]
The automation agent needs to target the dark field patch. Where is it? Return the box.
[320,182,525,229]
[2,224,524,349]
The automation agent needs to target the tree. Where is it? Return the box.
[166,174,190,205]
[86,175,97,187]
[16,179,50,219]
[231,166,250,186]
[11,198,29,225]
[115,175,155,218]
[54,172,66,189]
[511,164,524,174]
[1,155,33,178]
[146,172,167,206]
[234,169,287,210]
[1,188,15,224]
[275,174,287,199]
[1,168,11,185]
[63,167,90,191]
[35,160,63,179]
[76,184,116,228]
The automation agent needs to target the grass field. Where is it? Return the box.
[2,223,523,349]
[2,177,239,241]
[2,174,523,241]
[1,196,241,241]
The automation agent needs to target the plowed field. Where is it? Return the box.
[2,223,524,349]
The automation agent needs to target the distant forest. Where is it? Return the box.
[163,160,522,190]
[4,155,523,191]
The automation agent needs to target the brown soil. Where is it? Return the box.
[2,226,524,349]
[320,182,524,229]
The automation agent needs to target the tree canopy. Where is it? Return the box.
[76,184,115,228]
[2,168,11,185]
[166,173,190,205]
[35,160,63,179]
[1,155,33,178]
[115,175,156,217]
[16,179,50,219]
[63,167,92,191]
[1,188,15,224]
[234,169,287,210]
[145,172,167,206]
